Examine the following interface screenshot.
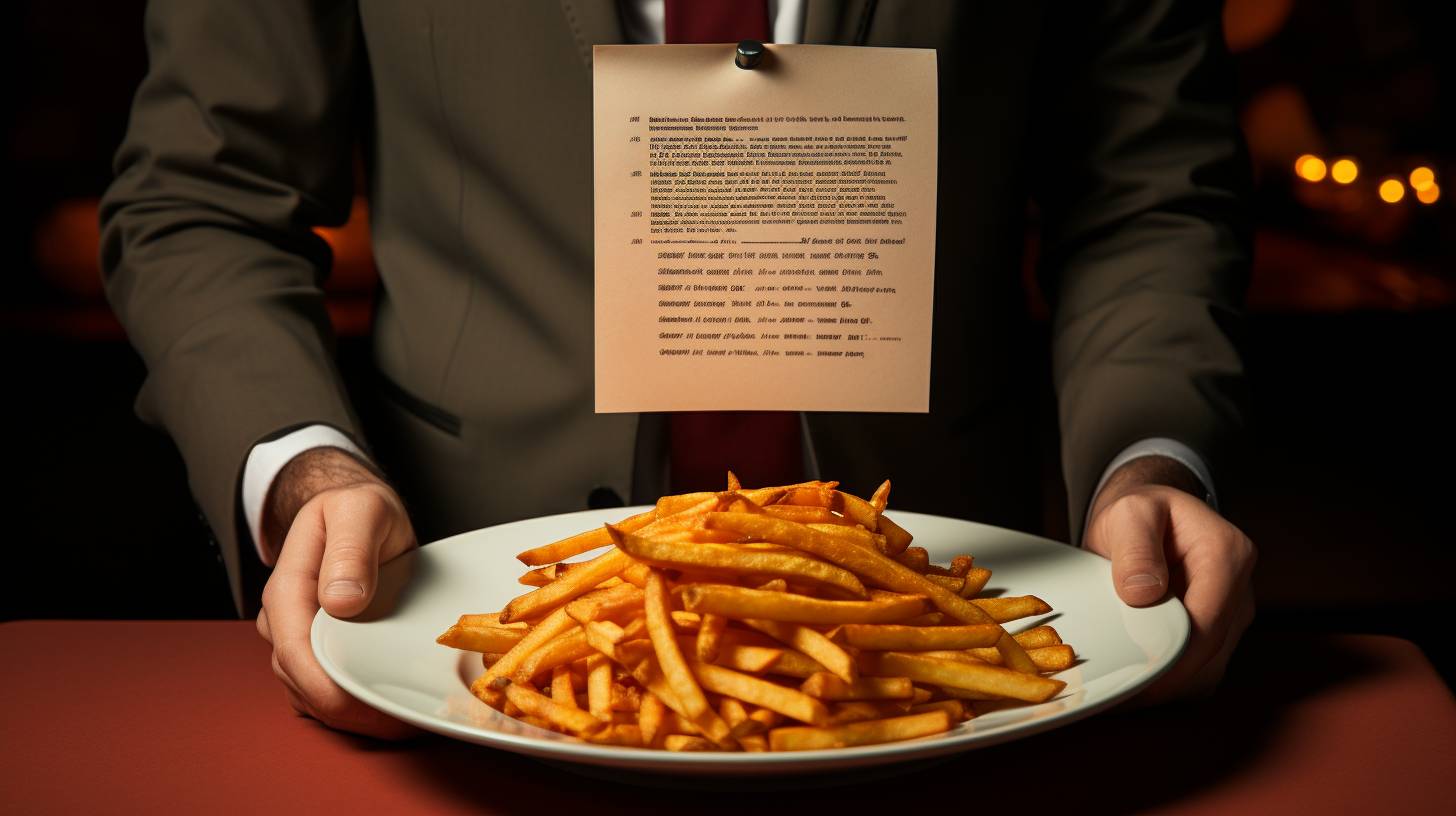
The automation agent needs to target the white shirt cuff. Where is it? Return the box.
[1085,437,1218,543]
[241,424,368,566]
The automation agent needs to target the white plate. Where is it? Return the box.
[314,508,1187,775]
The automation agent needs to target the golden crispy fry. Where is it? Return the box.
[970,595,1053,623]
[836,623,1001,651]
[827,700,910,724]
[700,513,1039,674]
[613,532,867,598]
[472,607,576,702]
[586,654,613,721]
[800,672,914,701]
[643,570,736,747]
[805,524,887,554]
[515,627,595,682]
[763,648,827,679]
[910,699,968,721]
[719,697,758,737]
[754,578,789,592]
[768,710,951,751]
[961,644,1076,672]
[869,480,891,513]
[695,613,727,662]
[763,505,852,525]
[960,567,991,597]
[948,555,973,577]
[739,734,769,752]
[500,548,634,623]
[674,635,781,674]
[664,735,717,752]
[742,619,856,683]
[899,612,945,627]
[515,509,655,566]
[1014,625,1062,648]
[681,583,926,625]
[518,566,554,587]
[861,652,1065,703]
[504,682,607,737]
[638,691,666,747]
[458,613,527,628]
[877,515,913,555]
[726,471,741,491]
[922,574,965,593]
[564,583,644,625]
[551,665,576,707]
[690,661,830,726]
[436,622,526,653]
[894,546,930,573]
[588,724,645,747]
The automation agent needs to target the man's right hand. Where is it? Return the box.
[254,447,418,738]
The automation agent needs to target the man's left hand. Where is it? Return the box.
[1083,456,1257,702]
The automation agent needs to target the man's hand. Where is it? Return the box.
[1083,456,1256,702]
[254,447,419,738]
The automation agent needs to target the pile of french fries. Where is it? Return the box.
[436,476,1074,752]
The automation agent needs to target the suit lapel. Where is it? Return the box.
[559,0,625,69]
[803,0,877,45]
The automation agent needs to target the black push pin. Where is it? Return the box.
[735,39,765,70]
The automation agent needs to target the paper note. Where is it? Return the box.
[594,44,937,413]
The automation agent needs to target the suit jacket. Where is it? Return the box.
[100,0,1249,615]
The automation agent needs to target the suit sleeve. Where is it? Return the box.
[99,0,366,611]
[1031,0,1251,542]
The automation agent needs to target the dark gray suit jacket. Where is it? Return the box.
[100,0,1249,614]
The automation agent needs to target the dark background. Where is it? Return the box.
[3,1,1452,684]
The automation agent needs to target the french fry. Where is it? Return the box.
[836,623,1001,651]
[763,648,828,679]
[586,654,613,721]
[869,480,891,513]
[700,513,1039,673]
[877,515,913,555]
[551,666,576,707]
[565,583,644,625]
[1013,625,1062,648]
[895,546,930,573]
[674,636,782,674]
[763,505,852,525]
[472,606,576,702]
[922,574,966,593]
[614,532,867,598]
[516,509,654,566]
[742,619,857,683]
[500,548,634,623]
[910,699,968,721]
[827,700,910,724]
[860,652,1065,703]
[690,661,830,726]
[588,724,645,747]
[961,644,1076,672]
[681,584,926,625]
[504,682,606,737]
[436,622,526,653]
[800,673,914,701]
[768,710,951,751]
[960,567,991,597]
[695,613,727,662]
[664,735,716,752]
[948,555,973,577]
[726,471,741,491]
[970,595,1053,623]
[638,691,666,747]
[514,627,594,682]
[643,570,735,747]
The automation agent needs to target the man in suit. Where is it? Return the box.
[101,0,1255,737]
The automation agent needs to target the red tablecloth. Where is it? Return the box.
[2,621,1453,814]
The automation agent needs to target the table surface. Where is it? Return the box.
[3,621,1453,814]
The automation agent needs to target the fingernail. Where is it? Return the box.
[324,580,364,597]
[1123,573,1162,589]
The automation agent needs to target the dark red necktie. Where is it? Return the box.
[663,0,802,493]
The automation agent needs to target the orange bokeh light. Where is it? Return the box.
[1416,183,1440,205]
[1378,179,1406,204]
[1331,158,1359,184]
[1295,154,1327,182]
[1409,167,1435,192]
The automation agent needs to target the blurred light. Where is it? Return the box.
[1378,178,1406,204]
[1409,167,1435,192]
[1331,158,1359,184]
[1416,183,1440,204]
[1294,154,1327,182]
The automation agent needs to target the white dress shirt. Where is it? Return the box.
[241,0,1213,564]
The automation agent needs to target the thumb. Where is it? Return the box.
[316,486,396,618]
[1087,493,1171,607]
